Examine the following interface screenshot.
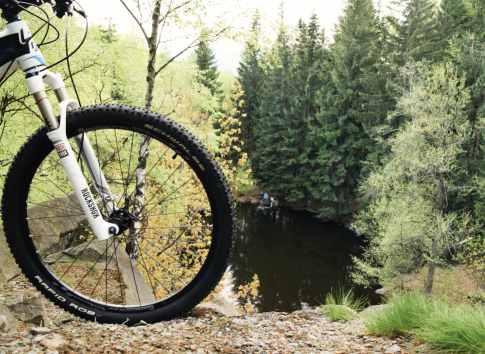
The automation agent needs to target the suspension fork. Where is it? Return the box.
[27,71,119,240]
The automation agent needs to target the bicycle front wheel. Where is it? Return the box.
[1,105,234,324]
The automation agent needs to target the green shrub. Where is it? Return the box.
[417,305,485,354]
[364,292,436,336]
[321,289,366,321]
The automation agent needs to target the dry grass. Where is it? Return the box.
[388,266,484,305]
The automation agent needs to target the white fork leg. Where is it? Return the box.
[46,100,119,241]
[75,134,116,214]
[44,72,116,213]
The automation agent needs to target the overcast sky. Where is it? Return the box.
[81,0,392,73]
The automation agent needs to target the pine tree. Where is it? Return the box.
[195,32,222,98]
[312,0,392,220]
[237,12,265,156]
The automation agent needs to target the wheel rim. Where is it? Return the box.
[25,127,215,308]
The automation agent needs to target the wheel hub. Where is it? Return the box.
[108,208,137,235]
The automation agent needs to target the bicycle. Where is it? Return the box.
[0,0,234,325]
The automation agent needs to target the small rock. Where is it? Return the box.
[0,314,11,332]
[375,287,390,295]
[30,326,52,335]
[385,344,402,353]
[39,333,67,350]
[0,304,17,332]
[5,291,47,325]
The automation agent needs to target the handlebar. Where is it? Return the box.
[0,0,75,21]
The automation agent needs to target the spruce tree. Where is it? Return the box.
[195,32,222,98]
[387,0,441,65]
[252,19,293,196]
[438,0,471,35]
[289,15,328,204]
[448,34,485,225]
[436,0,472,59]
[312,0,392,220]
[469,0,485,39]
[237,12,265,156]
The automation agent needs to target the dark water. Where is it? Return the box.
[229,203,371,313]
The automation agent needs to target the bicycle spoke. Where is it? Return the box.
[27,213,85,220]
[88,240,116,300]
[58,237,97,281]
[122,131,136,206]
[123,144,173,207]
[113,240,125,303]
[113,129,127,199]
[141,191,202,216]
[73,238,116,292]
[25,125,216,309]
[138,160,185,212]
[142,176,193,217]
[137,249,161,297]
[127,253,142,306]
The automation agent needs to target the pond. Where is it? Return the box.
[229,203,374,313]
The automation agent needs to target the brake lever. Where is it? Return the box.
[53,1,73,18]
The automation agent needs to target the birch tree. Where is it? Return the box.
[118,0,227,257]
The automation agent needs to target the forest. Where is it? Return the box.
[219,0,484,297]
[0,0,484,352]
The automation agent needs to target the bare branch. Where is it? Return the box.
[154,41,197,77]
[158,0,194,25]
[118,0,150,42]
[154,26,229,77]
[156,0,174,50]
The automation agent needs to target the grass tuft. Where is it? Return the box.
[321,289,366,322]
[416,305,485,354]
[364,292,485,354]
[364,292,436,336]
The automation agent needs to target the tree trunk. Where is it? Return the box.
[424,238,437,294]
[125,0,163,301]
[131,0,162,245]
[424,175,447,294]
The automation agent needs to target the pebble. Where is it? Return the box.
[385,344,402,353]
[30,326,52,335]
[38,333,67,350]
[0,315,10,332]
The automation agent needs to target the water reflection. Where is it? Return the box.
[230,203,369,312]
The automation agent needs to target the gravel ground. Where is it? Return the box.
[0,279,421,354]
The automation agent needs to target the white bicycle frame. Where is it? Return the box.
[0,19,119,240]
